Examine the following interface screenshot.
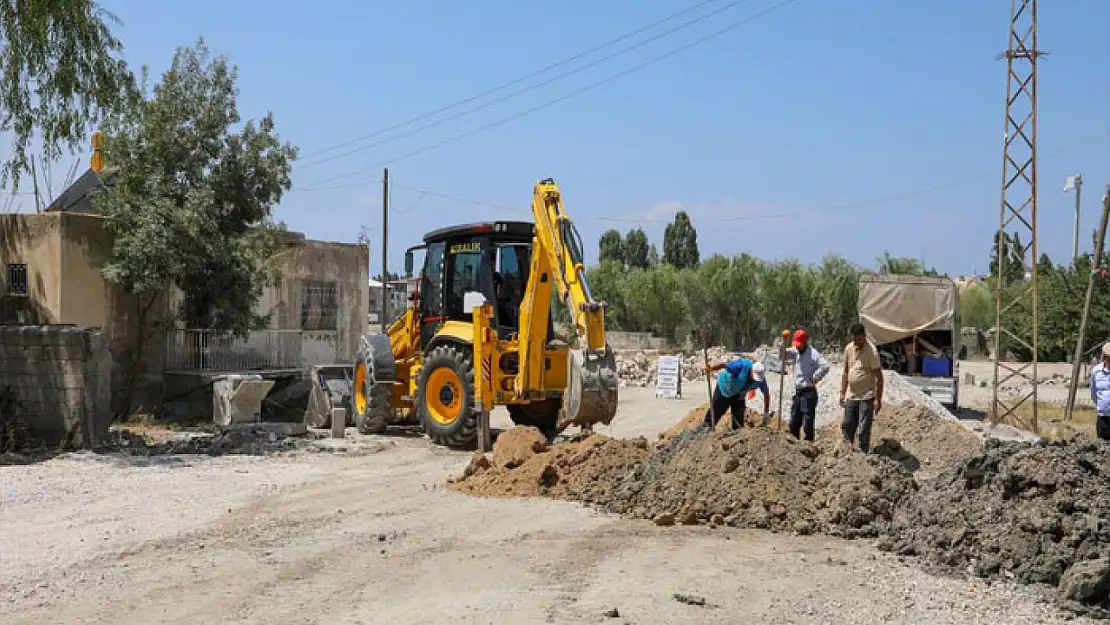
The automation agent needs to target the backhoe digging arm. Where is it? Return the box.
[517,178,618,430]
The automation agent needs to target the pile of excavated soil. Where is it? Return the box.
[597,427,916,538]
[655,404,766,446]
[450,427,653,500]
[455,425,917,539]
[881,438,1110,618]
[817,401,982,478]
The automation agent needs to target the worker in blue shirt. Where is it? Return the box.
[1091,342,1110,441]
[702,356,771,430]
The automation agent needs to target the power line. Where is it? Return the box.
[355,131,1108,224]
[296,0,726,163]
[298,0,761,169]
[297,0,804,192]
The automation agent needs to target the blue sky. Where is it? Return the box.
[12,0,1110,276]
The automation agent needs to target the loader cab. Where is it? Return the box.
[409,221,543,349]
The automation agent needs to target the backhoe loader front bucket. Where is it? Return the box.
[558,347,619,431]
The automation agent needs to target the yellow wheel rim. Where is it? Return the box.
[353,363,367,415]
[426,367,463,425]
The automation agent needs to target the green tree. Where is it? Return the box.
[647,243,660,266]
[598,229,625,266]
[93,39,297,415]
[621,264,685,339]
[0,0,137,190]
[876,251,937,276]
[586,260,629,330]
[989,230,1026,285]
[758,259,820,341]
[624,228,651,269]
[663,210,699,269]
[811,254,860,344]
[960,283,994,329]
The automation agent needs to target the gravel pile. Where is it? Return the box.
[768,370,960,432]
[881,438,1110,618]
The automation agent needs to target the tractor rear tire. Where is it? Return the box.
[508,399,561,439]
[416,344,478,448]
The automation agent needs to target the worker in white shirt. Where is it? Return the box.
[1091,342,1110,441]
[783,328,830,441]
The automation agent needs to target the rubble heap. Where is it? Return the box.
[881,438,1110,618]
[99,425,303,456]
[614,346,739,388]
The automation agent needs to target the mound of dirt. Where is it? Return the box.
[881,438,1110,617]
[597,427,917,537]
[451,427,653,500]
[817,401,982,478]
[655,404,766,446]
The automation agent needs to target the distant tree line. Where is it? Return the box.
[581,214,1110,361]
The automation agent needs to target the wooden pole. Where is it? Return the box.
[1065,186,1110,421]
[381,168,390,328]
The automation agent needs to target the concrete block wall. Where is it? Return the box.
[0,325,112,447]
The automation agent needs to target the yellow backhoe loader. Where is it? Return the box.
[350,178,619,449]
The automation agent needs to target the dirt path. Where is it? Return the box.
[0,388,1093,624]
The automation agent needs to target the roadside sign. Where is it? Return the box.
[655,355,682,399]
[91,131,105,150]
[90,151,104,173]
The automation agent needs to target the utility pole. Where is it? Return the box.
[1066,174,1082,264]
[381,167,390,329]
[1065,185,1110,422]
[991,0,1044,433]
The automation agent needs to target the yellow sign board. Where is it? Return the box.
[91,131,105,150]
[90,151,104,173]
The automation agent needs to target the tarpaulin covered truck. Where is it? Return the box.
[857,273,961,407]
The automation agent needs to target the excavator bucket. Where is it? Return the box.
[558,347,619,431]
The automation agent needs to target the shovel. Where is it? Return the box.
[776,329,791,431]
[700,333,716,430]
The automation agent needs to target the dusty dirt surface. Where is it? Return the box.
[0,387,1101,624]
[882,438,1110,618]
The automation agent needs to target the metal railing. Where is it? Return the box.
[165,329,303,372]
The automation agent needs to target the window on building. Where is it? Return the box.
[301,280,338,330]
[6,262,27,296]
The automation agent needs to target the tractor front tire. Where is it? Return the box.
[416,344,478,448]
[352,335,397,435]
[508,399,562,440]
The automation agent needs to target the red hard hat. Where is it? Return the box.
[792,329,809,348]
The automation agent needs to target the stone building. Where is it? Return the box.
[1,172,368,417]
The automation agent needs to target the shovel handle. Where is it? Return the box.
[700,335,716,428]
[776,329,790,431]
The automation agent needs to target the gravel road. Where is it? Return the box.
[0,387,1097,624]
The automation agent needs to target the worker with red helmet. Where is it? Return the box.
[783,328,830,441]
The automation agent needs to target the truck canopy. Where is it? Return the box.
[857,273,959,346]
